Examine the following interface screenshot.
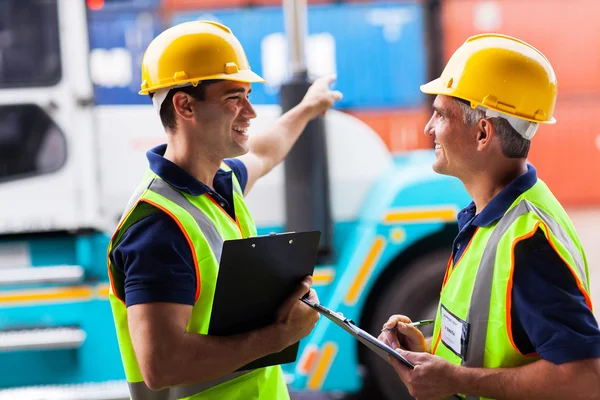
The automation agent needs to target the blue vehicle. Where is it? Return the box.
[0,0,470,399]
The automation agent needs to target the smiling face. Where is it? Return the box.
[186,80,257,159]
[424,95,480,179]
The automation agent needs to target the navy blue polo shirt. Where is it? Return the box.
[109,144,248,307]
[452,164,600,364]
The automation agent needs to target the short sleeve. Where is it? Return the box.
[511,229,600,364]
[110,210,197,307]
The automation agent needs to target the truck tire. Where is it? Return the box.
[362,249,449,400]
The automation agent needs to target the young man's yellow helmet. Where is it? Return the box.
[421,33,558,129]
[139,20,264,95]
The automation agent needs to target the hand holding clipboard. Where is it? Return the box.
[300,297,415,369]
[301,298,462,400]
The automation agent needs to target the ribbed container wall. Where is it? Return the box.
[167,2,429,109]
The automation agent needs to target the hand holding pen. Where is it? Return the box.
[381,319,434,332]
[378,315,429,353]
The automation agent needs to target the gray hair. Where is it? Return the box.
[454,99,530,159]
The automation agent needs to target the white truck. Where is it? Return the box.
[0,1,470,399]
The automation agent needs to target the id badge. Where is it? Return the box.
[440,305,470,359]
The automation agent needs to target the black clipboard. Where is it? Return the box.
[208,231,321,371]
[300,298,415,369]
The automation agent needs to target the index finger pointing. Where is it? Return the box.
[319,74,337,86]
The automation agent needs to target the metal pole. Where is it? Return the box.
[283,0,308,77]
[280,0,333,262]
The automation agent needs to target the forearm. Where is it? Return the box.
[453,358,600,400]
[149,324,282,389]
[248,103,313,173]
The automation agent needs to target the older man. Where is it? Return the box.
[379,33,600,400]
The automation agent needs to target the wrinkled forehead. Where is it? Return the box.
[432,95,463,118]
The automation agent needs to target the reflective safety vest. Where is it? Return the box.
[431,179,592,400]
[107,164,289,400]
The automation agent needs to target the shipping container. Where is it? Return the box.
[528,98,600,205]
[347,107,433,152]
[441,0,600,97]
[251,0,334,6]
[161,0,248,9]
[87,0,159,11]
[168,2,428,108]
[88,7,162,105]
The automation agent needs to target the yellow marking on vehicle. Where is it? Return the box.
[384,207,458,224]
[307,342,338,391]
[95,283,111,298]
[390,227,406,243]
[313,267,335,286]
[0,286,94,306]
[297,344,319,375]
[345,237,386,305]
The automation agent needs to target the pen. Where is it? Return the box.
[410,319,434,327]
[381,319,434,332]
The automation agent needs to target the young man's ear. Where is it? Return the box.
[172,92,195,121]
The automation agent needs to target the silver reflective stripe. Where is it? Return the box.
[128,382,170,400]
[464,200,588,370]
[118,180,153,227]
[149,178,224,261]
[232,178,242,196]
[463,202,529,368]
[172,370,252,398]
[231,175,242,196]
[526,202,588,292]
[128,370,252,400]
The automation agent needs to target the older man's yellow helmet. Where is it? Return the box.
[139,20,264,95]
[421,33,558,126]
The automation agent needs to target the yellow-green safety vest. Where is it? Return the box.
[107,163,289,400]
[431,179,592,400]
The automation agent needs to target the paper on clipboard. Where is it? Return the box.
[300,298,415,369]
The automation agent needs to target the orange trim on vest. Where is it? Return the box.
[141,198,202,302]
[432,334,442,355]
[441,255,453,292]
[205,193,244,237]
[106,199,143,306]
[441,227,480,292]
[507,221,541,357]
[435,227,480,355]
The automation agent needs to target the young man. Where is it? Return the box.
[107,20,342,399]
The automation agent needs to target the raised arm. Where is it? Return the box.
[239,74,342,195]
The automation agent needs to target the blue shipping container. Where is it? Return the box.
[170,2,428,109]
[88,2,428,109]
[88,7,162,105]
[87,0,160,11]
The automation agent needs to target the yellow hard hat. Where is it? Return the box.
[420,33,558,126]
[139,20,264,95]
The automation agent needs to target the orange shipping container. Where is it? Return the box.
[251,0,333,5]
[441,0,600,96]
[347,107,433,153]
[528,98,600,206]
